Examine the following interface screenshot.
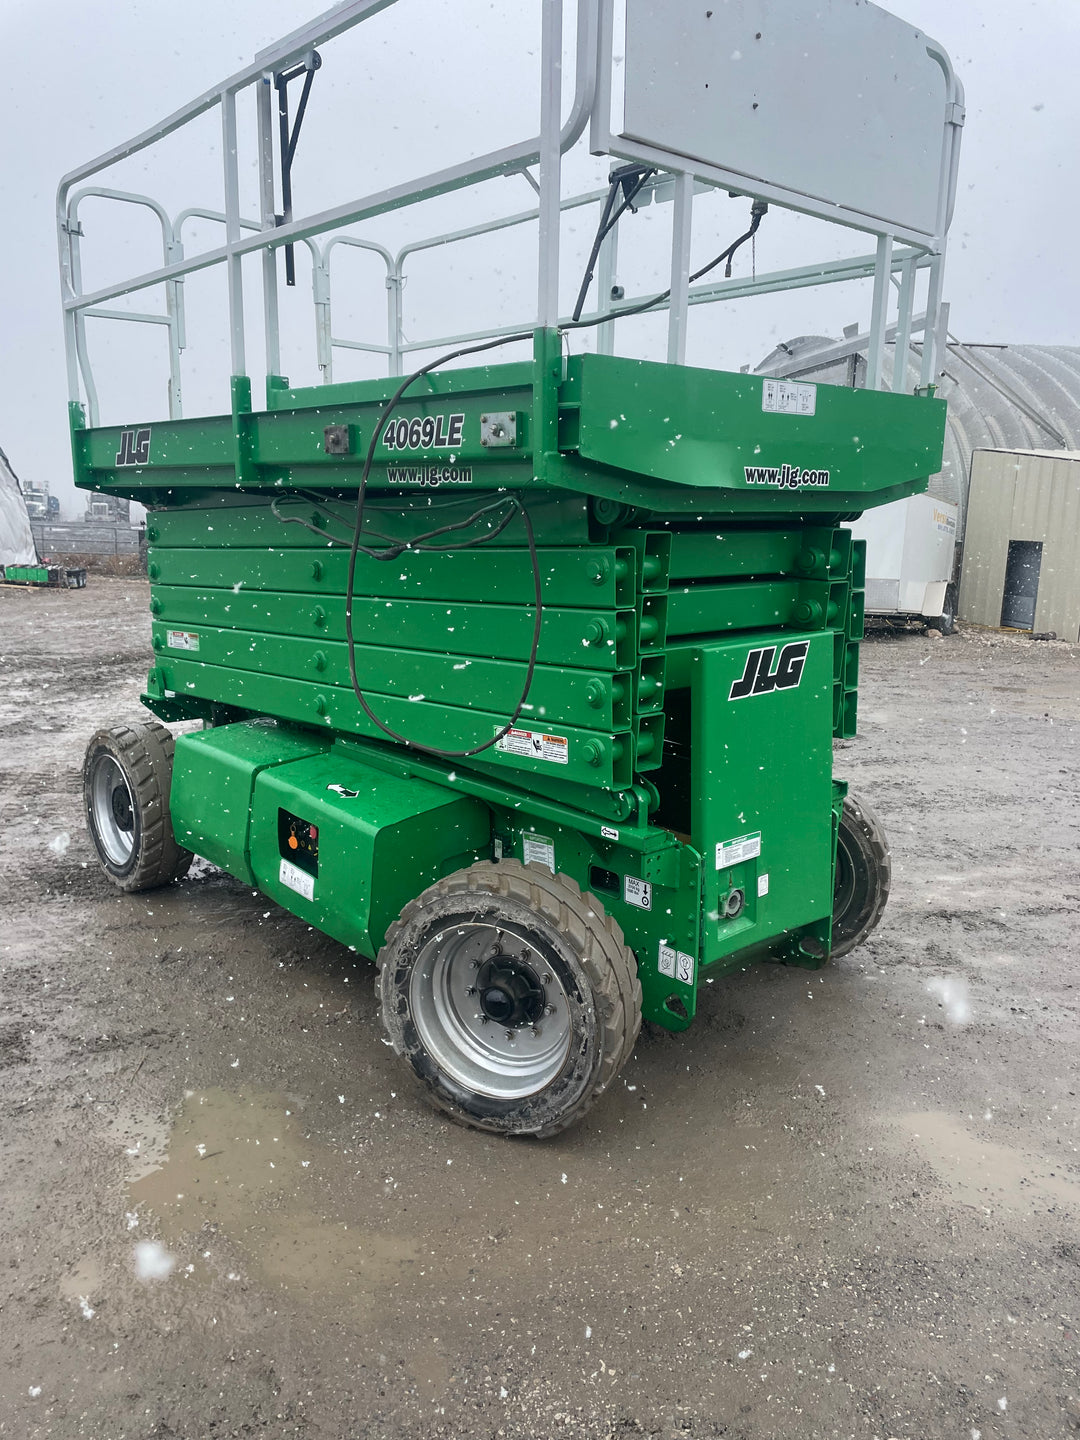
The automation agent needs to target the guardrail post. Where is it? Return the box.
[221,89,247,378]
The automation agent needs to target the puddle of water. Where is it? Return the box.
[130,1088,421,1306]
[59,1254,103,1301]
[106,1100,172,1181]
[903,1112,1080,1213]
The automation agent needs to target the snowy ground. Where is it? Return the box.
[1,577,1078,1440]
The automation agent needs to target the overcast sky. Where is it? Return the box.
[0,0,1076,514]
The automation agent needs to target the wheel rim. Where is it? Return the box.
[89,754,136,867]
[833,834,856,925]
[409,921,573,1100]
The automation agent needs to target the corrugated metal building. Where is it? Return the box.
[958,449,1080,641]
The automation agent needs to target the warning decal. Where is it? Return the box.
[279,858,315,901]
[495,727,569,765]
[658,941,695,986]
[716,831,762,869]
[761,379,816,416]
[166,630,200,652]
[623,875,652,910]
[522,834,555,872]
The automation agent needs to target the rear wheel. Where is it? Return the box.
[832,793,891,957]
[83,721,192,892]
[926,582,958,636]
[378,860,641,1138]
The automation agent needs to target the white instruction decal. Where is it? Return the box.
[600,825,619,841]
[623,876,652,910]
[279,858,315,901]
[495,727,569,765]
[716,831,762,869]
[522,834,555,872]
[757,872,770,898]
[658,941,694,984]
[761,378,817,416]
[166,630,200,652]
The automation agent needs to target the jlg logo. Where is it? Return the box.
[115,428,151,467]
[728,641,809,701]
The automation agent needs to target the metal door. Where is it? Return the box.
[1000,539,1043,630]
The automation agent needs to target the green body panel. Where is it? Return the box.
[75,334,944,1033]
[554,354,946,511]
[149,543,635,609]
[156,652,635,790]
[171,722,487,957]
[170,723,330,882]
[149,582,637,671]
[152,621,635,732]
[685,631,835,968]
[73,349,944,516]
[247,750,489,959]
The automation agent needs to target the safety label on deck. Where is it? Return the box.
[761,379,816,416]
[716,831,762,869]
[658,941,695,985]
[623,875,652,910]
[279,858,315,901]
[495,727,569,765]
[522,834,555,872]
[166,630,200,652]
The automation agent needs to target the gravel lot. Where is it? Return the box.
[1,576,1077,1440]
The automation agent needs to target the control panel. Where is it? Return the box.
[278,808,319,876]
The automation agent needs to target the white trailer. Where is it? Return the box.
[848,493,959,630]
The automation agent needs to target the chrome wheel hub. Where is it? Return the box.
[409,922,573,1099]
[90,755,136,867]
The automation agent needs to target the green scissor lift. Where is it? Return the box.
[63,0,961,1135]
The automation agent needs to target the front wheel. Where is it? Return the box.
[378,861,642,1138]
[83,721,192,892]
[832,793,891,957]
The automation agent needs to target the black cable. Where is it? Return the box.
[300,201,769,760]
[571,199,768,331]
[344,330,541,760]
[293,487,522,550]
[571,164,656,322]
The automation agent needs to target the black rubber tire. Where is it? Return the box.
[831,793,891,958]
[926,583,957,636]
[83,721,193,893]
[378,860,642,1138]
